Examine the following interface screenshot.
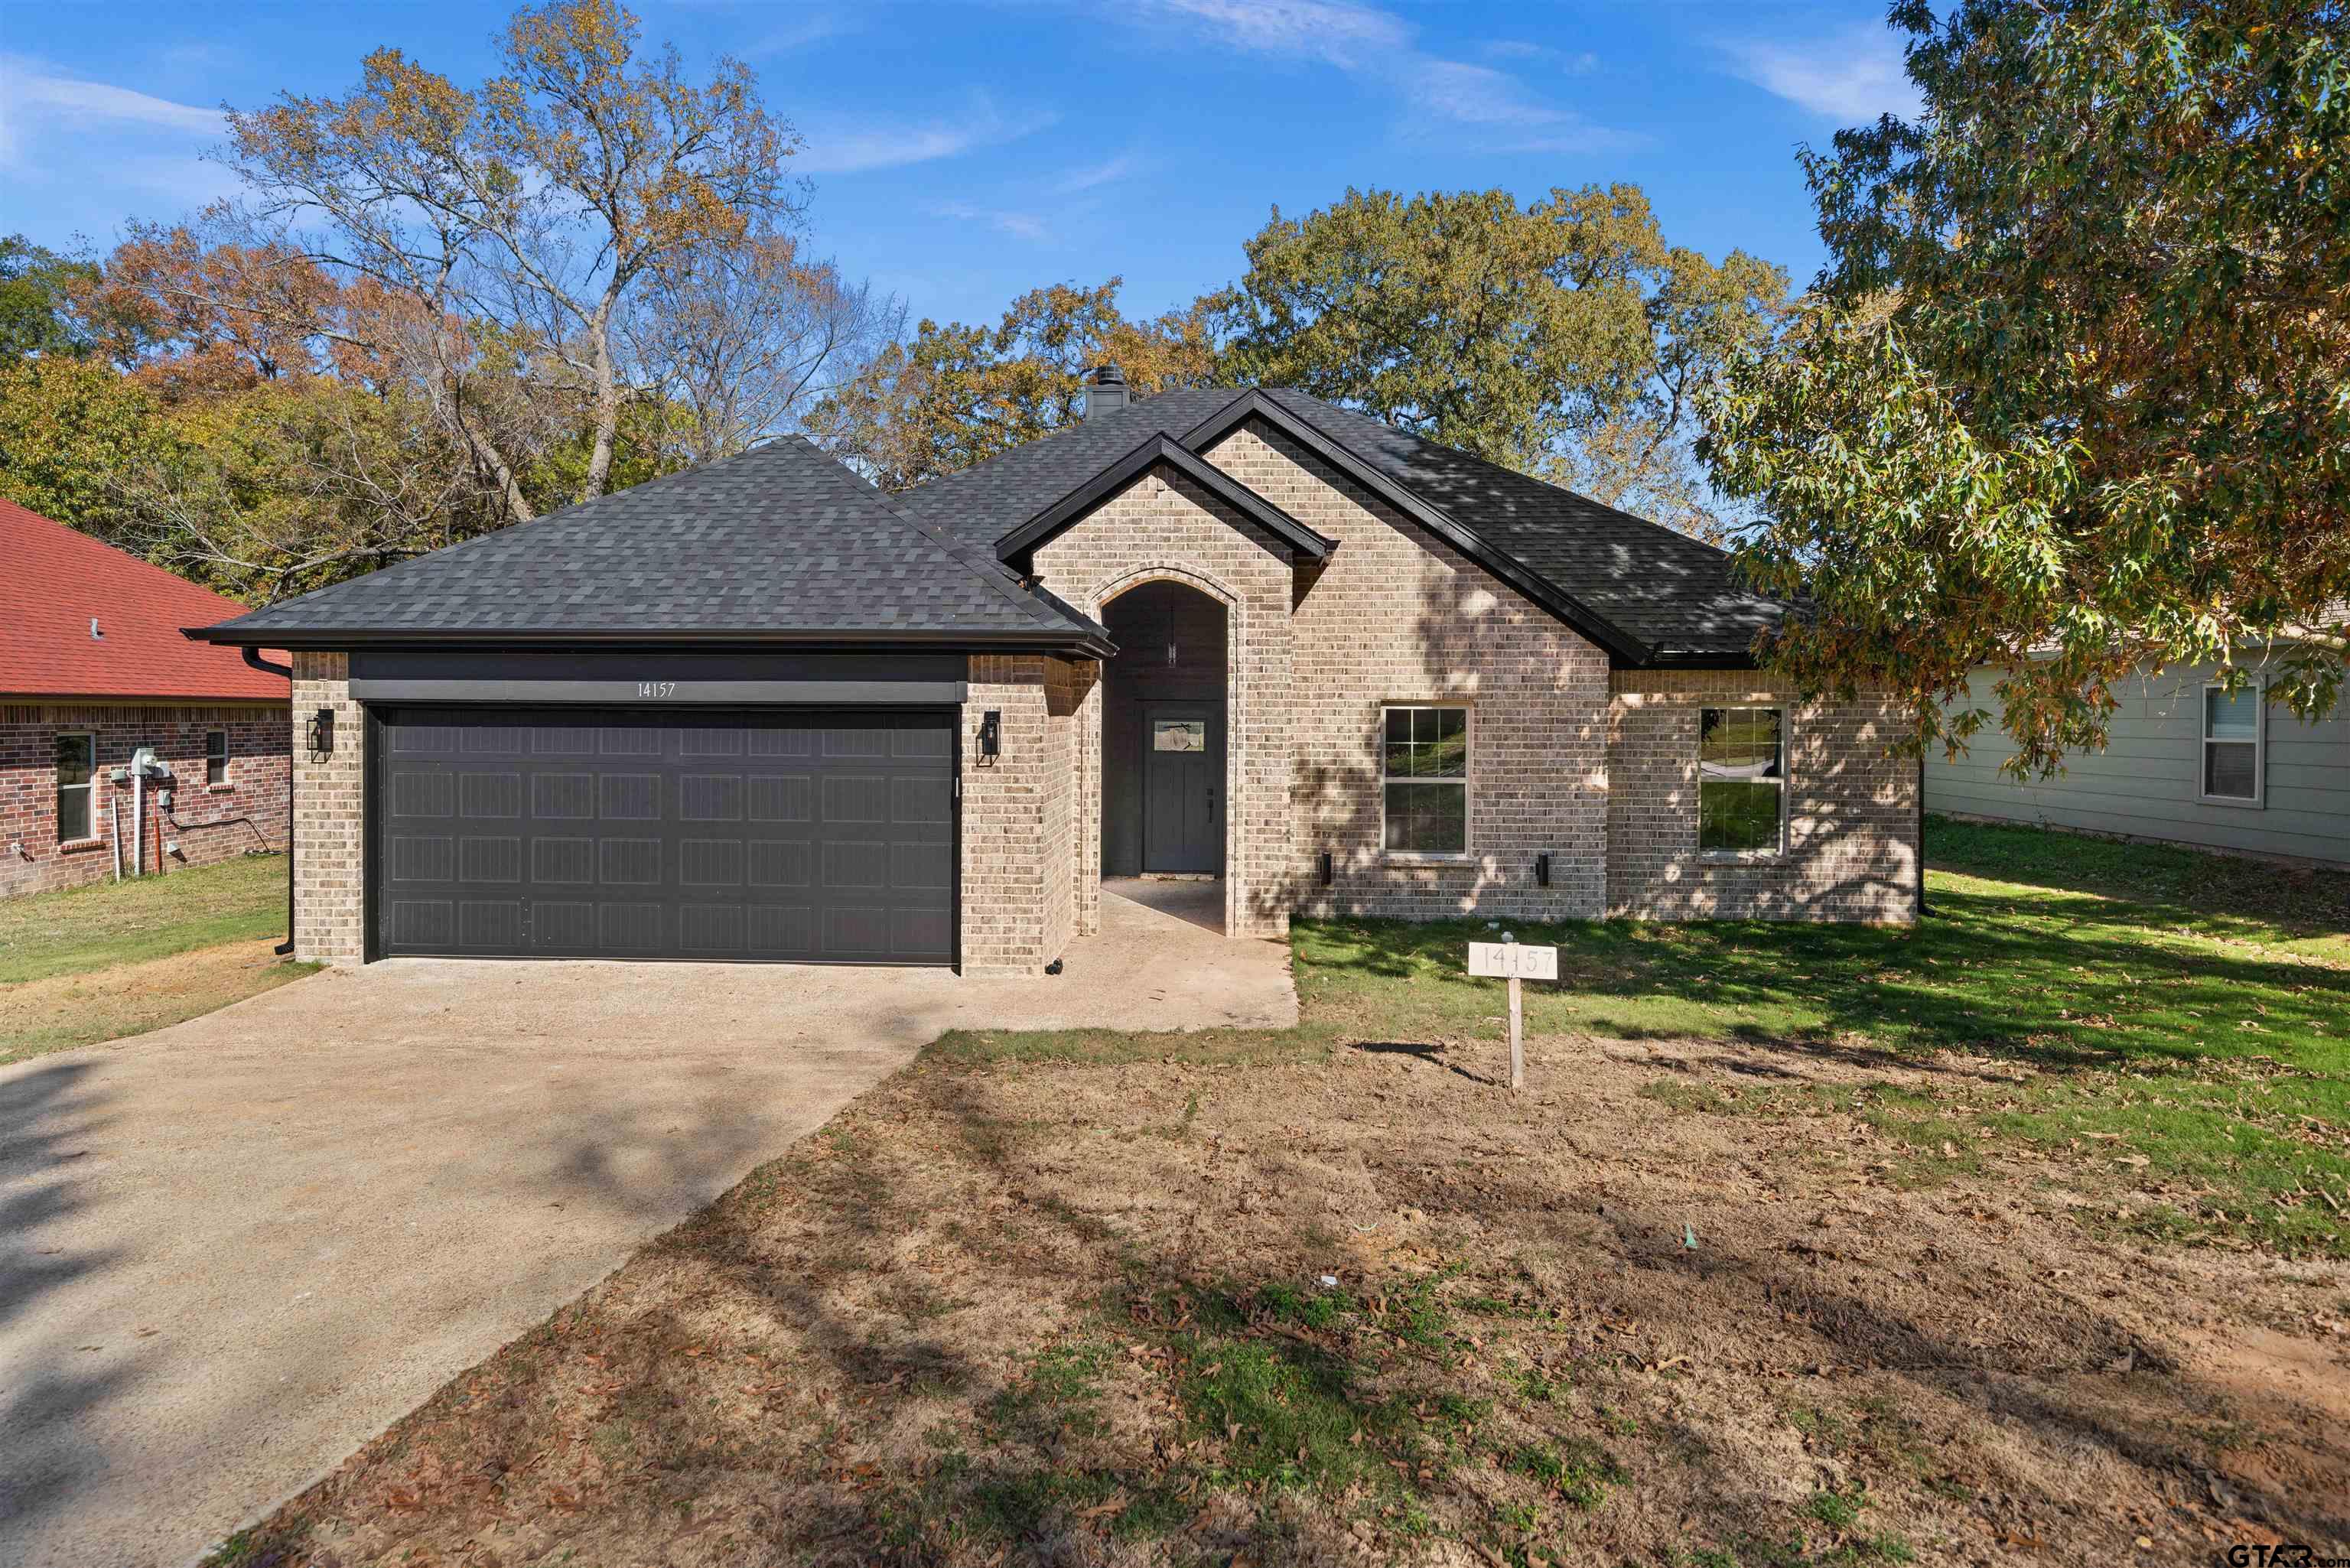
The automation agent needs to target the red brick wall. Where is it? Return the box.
[0,701,290,899]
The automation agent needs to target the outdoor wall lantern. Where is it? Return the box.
[307,707,336,756]
[978,709,1001,760]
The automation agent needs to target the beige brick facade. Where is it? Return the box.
[291,652,367,964]
[1606,671,1919,922]
[278,418,1916,974]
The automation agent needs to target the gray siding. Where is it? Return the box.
[1925,655,2350,867]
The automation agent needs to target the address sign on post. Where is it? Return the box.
[1467,941,1558,981]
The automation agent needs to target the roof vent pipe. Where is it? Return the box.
[1082,363,1128,421]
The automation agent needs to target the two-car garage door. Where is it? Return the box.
[372,708,955,964]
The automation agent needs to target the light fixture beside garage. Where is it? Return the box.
[978,709,1001,759]
[306,708,335,756]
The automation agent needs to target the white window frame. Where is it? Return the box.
[205,729,230,788]
[1378,704,1473,861]
[1696,705,1789,860]
[2199,678,2265,808]
[55,731,96,844]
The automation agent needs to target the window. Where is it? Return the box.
[1382,705,1468,855]
[1698,707,1784,854]
[55,733,96,843]
[206,729,229,786]
[2202,682,2263,802]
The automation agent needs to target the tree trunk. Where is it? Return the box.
[582,293,621,503]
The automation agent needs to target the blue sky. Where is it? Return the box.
[0,1,1922,328]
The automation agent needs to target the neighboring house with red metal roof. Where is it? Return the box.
[1,496,290,898]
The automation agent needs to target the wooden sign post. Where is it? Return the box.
[1467,934,1558,1091]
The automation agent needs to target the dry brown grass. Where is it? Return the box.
[215,1028,2348,1568]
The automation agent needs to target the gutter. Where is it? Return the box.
[182,625,1120,659]
[242,646,297,957]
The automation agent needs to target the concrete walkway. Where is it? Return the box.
[0,887,1294,1568]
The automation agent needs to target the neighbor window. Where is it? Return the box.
[1382,705,1468,855]
[55,733,96,843]
[1698,707,1784,854]
[2202,682,2263,802]
[206,729,229,786]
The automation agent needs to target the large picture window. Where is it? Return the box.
[1698,707,1783,854]
[2202,683,2263,802]
[1382,705,1468,855]
[55,733,96,843]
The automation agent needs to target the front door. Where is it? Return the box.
[1141,703,1223,874]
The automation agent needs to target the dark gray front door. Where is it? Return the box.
[372,707,955,964]
[1141,703,1222,874]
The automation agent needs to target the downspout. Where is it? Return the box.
[244,647,298,958]
[1915,753,1928,920]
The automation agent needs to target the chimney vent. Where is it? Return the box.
[1082,363,1128,421]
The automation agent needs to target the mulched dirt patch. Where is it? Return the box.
[217,1032,2348,1568]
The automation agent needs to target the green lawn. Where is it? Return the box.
[0,853,291,983]
[0,855,312,1063]
[945,818,2350,1257]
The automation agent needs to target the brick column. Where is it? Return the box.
[291,652,367,964]
[960,654,1082,977]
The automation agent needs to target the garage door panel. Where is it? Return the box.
[747,838,813,888]
[375,708,955,964]
[680,775,744,821]
[532,773,595,818]
[461,901,526,947]
[532,901,596,948]
[826,906,889,955]
[598,903,669,951]
[390,899,455,947]
[679,904,746,952]
[680,839,744,886]
[459,838,522,883]
[532,838,594,884]
[750,776,812,821]
[393,771,455,818]
[599,838,664,886]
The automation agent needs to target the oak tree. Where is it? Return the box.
[1702,0,2350,772]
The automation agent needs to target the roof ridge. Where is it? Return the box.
[783,436,1089,636]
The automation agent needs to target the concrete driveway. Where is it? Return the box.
[0,885,1294,1568]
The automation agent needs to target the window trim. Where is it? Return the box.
[1378,703,1473,862]
[205,728,231,789]
[2199,678,2265,808]
[1696,705,1789,860]
[54,730,97,846]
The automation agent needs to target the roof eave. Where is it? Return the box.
[995,433,1336,568]
[182,623,1120,660]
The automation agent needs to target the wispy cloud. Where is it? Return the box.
[1052,153,1141,195]
[795,99,1056,175]
[1479,38,1600,75]
[743,11,861,59]
[0,55,223,168]
[931,200,1050,242]
[1719,26,1922,122]
[1134,0,1615,152]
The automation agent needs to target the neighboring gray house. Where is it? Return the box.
[187,376,1921,978]
[1925,652,2350,869]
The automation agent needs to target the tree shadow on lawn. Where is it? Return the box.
[218,1053,2350,1567]
[1300,888,2350,1077]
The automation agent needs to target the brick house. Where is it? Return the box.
[187,378,1919,977]
[2,497,290,899]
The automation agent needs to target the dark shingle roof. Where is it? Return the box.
[197,437,1104,649]
[896,386,1785,664]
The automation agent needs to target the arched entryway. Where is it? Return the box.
[1099,580,1229,927]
